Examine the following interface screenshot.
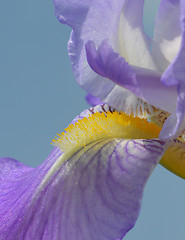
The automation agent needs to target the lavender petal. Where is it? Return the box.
[159,0,185,139]
[0,138,165,240]
[86,40,178,114]
[152,0,181,72]
[85,94,103,107]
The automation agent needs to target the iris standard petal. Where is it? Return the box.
[118,0,157,70]
[53,0,124,98]
[53,0,158,112]
[0,118,166,240]
[152,0,181,72]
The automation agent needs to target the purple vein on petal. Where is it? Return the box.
[0,136,166,240]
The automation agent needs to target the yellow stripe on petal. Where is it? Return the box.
[160,141,185,179]
[52,111,161,154]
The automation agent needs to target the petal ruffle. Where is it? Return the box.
[0,138,165,240]
[86,40,178,114]
[53,0,123,98]
[53,0,156,102]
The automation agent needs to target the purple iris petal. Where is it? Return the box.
[0,104,167,240]
[85,40,178,114]
[0,137,165,240]
[53,0,157,98]
[53,0,149,112]
[118,0,157,69]
[0,148,62,240]
[53,0,185,139]
[53,0,172,122]
[158,0,185,139]
[85,94,103,107]
[53,0,124,98]
[85,40,135,85]
[152,0,181,71]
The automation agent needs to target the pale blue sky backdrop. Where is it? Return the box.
[0,0,185,239]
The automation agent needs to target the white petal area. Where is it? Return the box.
[71,101,165,131]
[119,0,157,70]
[152,0,181,72]
[71,104,115,125]
[37,138,166,240]
[102,86,159,118]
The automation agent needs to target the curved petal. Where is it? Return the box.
[85,40,134,84]
[86,40,178,113]
[53,0,157,100]
[159,0,185,139]
[0,138,165,240]
[53,0,123,98]
[152,0,181,72]
[0,103,168,239]
[85,38,185,141]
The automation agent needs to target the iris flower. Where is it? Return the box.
[0,1,185,240]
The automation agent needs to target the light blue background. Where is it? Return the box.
[0,0,185,239]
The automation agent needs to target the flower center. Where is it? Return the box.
[52,111,161,154]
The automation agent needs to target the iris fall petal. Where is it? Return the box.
[0,137,166,240]
[0,104,170,240]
